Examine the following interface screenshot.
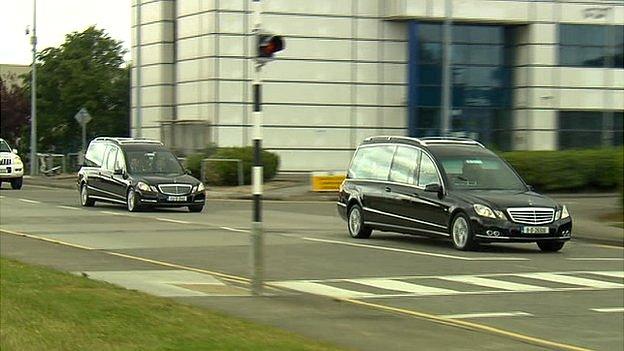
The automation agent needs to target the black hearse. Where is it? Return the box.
[337,136,572,252]
[78,137,205,212]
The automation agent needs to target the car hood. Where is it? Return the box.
[135,174,199,186]
[453,190,559,210]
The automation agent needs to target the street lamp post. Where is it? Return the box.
[441,0,453,137]
[30,0,38,176]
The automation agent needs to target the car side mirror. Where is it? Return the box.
[425,183,441,193]
[113,168,124,176]
[185,169,192,175]
[12,149,18,154]
[527,184,534,192]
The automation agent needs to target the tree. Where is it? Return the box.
[22,26,130,153]
[0,74,29,146]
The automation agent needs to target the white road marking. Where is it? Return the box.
[155,217,191,224]
[101,211,126,216]
[441,311,533,319]
[589,271,624,279]
[440,276,549,292]
[220,226,250,233]
[567,258,624,261]
[346,278,458,295]
[273,281,371,298]
[591,307,624,313]
[516,273,624,289]
[19,198,41,204]
[301,237,529,261]
[57,205,81,210]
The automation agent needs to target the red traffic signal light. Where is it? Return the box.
[257,34,284,60]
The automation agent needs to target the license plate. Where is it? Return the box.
[167,196,186,202]
[522,226,550,234]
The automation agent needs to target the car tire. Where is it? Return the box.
[80,183,95,207]
[10,177,22,190]
[126,188,142,212]
[347,204,372,239]
[537,241,565,252]
[451,213,477,251]
[188,204,204,213]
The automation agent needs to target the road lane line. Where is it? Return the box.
[345,278,458,295]
[588,271,624,279]
[439,276,550,292]
[155,217,191,224]
[589,244,624,250]
[440,311,533,319]
[567,258,624,261]
[516,273,624,289]
[301,237,529,261]
[0,227,596,351]
[272,281,370,299]
[57,205,81,211]
[343,298,592,351]
[220,226,250,233]
[591,307,624,313]
[19,198,41,204]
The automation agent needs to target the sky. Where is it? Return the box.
[0,0,131,65]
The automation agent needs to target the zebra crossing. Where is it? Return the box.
[271,271,624,299]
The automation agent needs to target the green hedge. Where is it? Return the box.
[186,147,280,186]
[500,148,624,193]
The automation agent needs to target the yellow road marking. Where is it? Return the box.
[0,227,597,351]
[343,298,593,351]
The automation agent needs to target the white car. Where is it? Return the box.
[0,138,24,189]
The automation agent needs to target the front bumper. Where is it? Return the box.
[137,190,206,207]
[471,216,572,243]
[0,164,24,179]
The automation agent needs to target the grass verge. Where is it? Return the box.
[0,257,343,351]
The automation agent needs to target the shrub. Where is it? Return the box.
[500,148,624,193]
[204,147,280,186]
[183,144,219,180]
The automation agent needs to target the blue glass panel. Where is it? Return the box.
[418,86,442,106]
[470,45,503,65]
[419,65,442,85]
[419,23,442,42]
[419,42,442,63]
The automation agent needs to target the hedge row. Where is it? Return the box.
[185,147,280,186]
[500,148,623,194]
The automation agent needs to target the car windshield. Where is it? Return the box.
[0,140,11,153]
[437,155,527,191]
[126,149,184,175]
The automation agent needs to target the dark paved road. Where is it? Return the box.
[1,184,623,351]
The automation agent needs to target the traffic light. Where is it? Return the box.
[257,33,284,63]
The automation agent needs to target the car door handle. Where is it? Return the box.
[384,186,392,192]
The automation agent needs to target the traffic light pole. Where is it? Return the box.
[251,0,264,296]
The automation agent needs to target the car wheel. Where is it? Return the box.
[10,177,22,190]
[348,204,372,239]
[80,183,95,207]
[537,241,565,252]
[126,188,142,212]
[188,204,204,213]
[451,213,477,251]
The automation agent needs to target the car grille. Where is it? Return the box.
[0,159,11,165]
[158,184,192,195]
[507,207,555,225]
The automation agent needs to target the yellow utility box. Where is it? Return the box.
[311,171,346,192]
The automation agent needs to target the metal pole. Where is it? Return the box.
[237,160,244,187]
[29,0,38,176]
[82,123,87,155]
[441,0,453,137]
[251,0,264,296]
[135,0,142,138]
[602,11,614,147]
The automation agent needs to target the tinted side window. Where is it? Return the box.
[349,145,395,181]
[85,142,105,167]
[418,153,439,186]
[389,146,420,185]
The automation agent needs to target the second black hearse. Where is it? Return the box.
[337,136,572,252]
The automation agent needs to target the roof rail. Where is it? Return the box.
[419,137,484,147]
[92,137,163,145]
[364,135,425,145]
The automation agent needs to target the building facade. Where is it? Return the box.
[131,0,624,171]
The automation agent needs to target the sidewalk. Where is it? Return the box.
[20,175,623,246]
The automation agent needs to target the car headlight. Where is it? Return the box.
[14,157,22,165]
[197,182,205,192]
[474,204,506,219]
[136,181,150,192]
[561,205,570,219]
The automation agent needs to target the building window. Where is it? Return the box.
[559,24,624,68]
[559,111,624,149]
[408,22,513,150]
